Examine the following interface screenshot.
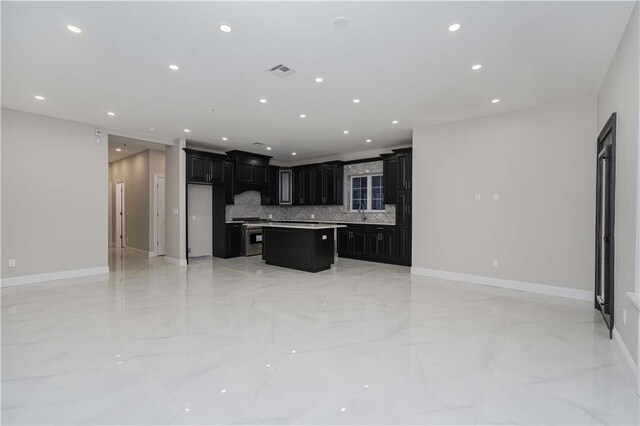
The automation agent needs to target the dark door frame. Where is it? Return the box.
[595,112,616,339]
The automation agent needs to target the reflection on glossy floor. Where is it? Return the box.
[2,249,639,425]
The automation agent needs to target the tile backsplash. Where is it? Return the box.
[226,160,395,224]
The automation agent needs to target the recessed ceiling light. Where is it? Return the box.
[365,139,372,143]
[299,114,307,118]
[221,137,228,141]
[491,98,501,104]
[343,130,349,134]
[392,120,399,124]
[149,128,157,132]
[66,25,82,34]
[115,148,122,152]
[34,95,45,101]
[292,152,297,156]
[184,128,190,133]
[352,99,360,104]
[448,23,461,32]
[266,147,272,151]
[169,64,180,71]
[259,98,267,104]
[314,77,324,83]
[107,112,115,116]
[472,64,482,70]
[219,24,232,33]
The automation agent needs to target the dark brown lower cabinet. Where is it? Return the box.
[338,224,398,264]
[395,226,411,266]
[226,223,244,258]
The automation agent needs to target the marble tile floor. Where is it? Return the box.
[2,248,638,425]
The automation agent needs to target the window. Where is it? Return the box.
[351,175,384,211]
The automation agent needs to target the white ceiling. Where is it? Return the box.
[2,1,634,161]
[108,134,165,163]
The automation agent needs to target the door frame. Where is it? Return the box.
[595,112,616,338]
[115,181,125,249]
[153,173,166,257]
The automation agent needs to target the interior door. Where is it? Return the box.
[156,177,166,256]
[115,182,125,248]
[595,113,616,338]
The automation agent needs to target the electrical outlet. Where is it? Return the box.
[623,308,627,326]
[269,214,273,219]
[8,259,16,267]
[492,259,499,268]
[475,194,481,202]
[173,208,179,215]
[311,214,315,219]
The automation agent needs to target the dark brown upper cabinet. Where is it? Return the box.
[394,148,412,191]
[185,149,225,185]
[261,165,280,206]
[226,150,272,190]
[292,166,315,205]
[380,153,398,204]
[292,162,343,206]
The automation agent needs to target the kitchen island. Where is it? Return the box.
[262,223,347,272]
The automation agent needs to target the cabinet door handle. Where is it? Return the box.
[408,205,411,214]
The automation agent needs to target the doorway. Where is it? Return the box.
[155,174,166,256]
[115,181,125,249]
[595,112,616,339]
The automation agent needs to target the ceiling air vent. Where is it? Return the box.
[251,142,266,147]
[268,64,296,78]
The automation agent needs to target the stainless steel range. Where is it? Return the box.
[233,217,264,256]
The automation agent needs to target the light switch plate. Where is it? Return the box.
[493,193,500,202]
[8,259,16,267]
[492,259,499,268]
[311,214,315,219]
[173,208,179,215]
[475,194,481,202]
[269,214,273,219]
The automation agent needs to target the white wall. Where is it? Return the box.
[148,150,166,253]
[165,138,186,264]
[1,108,108,281]
[597,2,639,365]
[412,97,597,295]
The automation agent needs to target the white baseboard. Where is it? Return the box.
[612,328,638,381]
[125,246,151,257]
[1,266,110,288]
[410,267,592,301]
[165,256,187,266]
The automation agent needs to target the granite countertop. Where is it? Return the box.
[261,222,348,230]
[269,219,395,226]
[226,219,395,226]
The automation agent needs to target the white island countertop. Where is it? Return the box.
[261,222,347,230]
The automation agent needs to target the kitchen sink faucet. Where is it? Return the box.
[358,203,367,221]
